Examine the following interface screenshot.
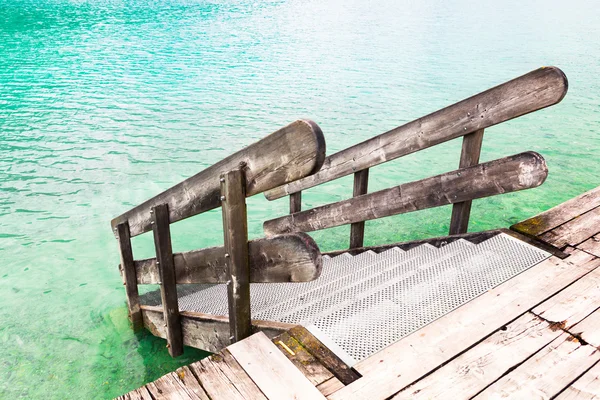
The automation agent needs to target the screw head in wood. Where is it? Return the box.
[224,253,230,258]
[226,280,231,285]
[220,195,226,201]
[230,336,235,341]
[158,281,162,285]
[150,210,153,213]
[156,261,160,265]
[220,177,225,182]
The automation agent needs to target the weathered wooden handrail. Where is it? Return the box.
[264,152,548,235]
[134,233,322,285]
[112,119,325,237]
[265,68,566,202]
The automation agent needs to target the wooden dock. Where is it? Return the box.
[118,185,600,399]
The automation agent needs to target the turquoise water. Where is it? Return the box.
[1,0,599,398]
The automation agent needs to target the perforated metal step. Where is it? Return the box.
[139,232,550,365]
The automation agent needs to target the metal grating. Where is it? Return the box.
[139,233,550,365]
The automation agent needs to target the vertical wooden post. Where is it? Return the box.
[350,168,369,249]
[290,191,302,214]
[449,129,485,235]
[151,203,183,357]
[116,222,143,331]
[220,168,252,343]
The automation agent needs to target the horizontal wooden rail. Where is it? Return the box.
[134,233,322,284]
[264,152,548,235]
[265,67,567,201]
[111,119,325,237]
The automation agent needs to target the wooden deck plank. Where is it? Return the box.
[173,366,210,400]
[147,374,198,400]
[474,332,600,399]
[391,313,561,399]
[555,362,600,400]
[579,235,600,258]
[511,186,600,237]
[228,332,326,400]
[317,378,345,397]
[540,206,600,249]
[188,350,267,400]
[532,264,600,329]
[572,308,600,348]
[128,387,153,400]
[329,253,600,400]
[272,332,334,386]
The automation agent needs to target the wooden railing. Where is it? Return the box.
[112,120,326,356]
[264,67,568,247]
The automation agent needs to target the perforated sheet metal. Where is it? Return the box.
[139,233,550,364]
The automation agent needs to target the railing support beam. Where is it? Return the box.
[116,222,143,331]
[151,203,183,357]
[221,167,252,343]
[449,129,485,235]
[350,168,369,248]
[290,191,302,214]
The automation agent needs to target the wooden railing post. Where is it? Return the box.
[290,191,302,214]
[449,129,485,235]
[116,222,143,331]
[151,203,183,357]
[350,168,369,248]
[220,167,252,343]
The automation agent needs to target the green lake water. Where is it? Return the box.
[1,0,599,398]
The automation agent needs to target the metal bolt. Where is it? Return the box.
[226,280,232,285]
[150,210,153,214]
[220,177,225,182]
[464,127,467,130]
[166,344,170,348]
[230,336,235,341]
[224,253,230,258]
[164,324,167,327]
[220,196,226,201]
[156,261,160,265]
[158,281,162,285]
[151,221,155,225]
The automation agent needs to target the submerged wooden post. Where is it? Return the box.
[350,168,369,248]
[290,191,302,214]
[221,167,252,343]
[449,129,485,235]
[151,204,183,357]
[116,222,143,331]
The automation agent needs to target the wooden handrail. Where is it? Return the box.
[264,152,548,235]
[111,119,325,237]
[265,67,567,201]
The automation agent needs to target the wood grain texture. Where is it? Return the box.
[265,152,548,235]
[221,169,252,343]
[555,361,600,400]
[449,128,484,235]
[392,313,561,400]
[540,206,600,249]
[116,222,143,331]
[112,119,325,237]
[135,233,322,284]
[188,350,267,400]
[579,235,600,258]
[474,333,600,399]
[151,204,183,357]
[228,332,326,400]
[532,265,600,329]
[511,185,600,237]
[266,67,567,200]
[317,377,344,397]
[572,308,600,348]
[330,254,600,400]
[289,191,302,214]
[141,305,294,353]
[349,168,369,249]
[173,366,211,400]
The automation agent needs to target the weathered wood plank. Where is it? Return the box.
[116,222,143,331]
[317,377,344,397]
[532,264,600,329]
[266,67,567,200]
[540,205,600,248]
[272,332,334,386]
[572,308,600,348]
[126,386,153,400]
[449,128,484,235]
[135,233,322,284]
[188,351,267,400]
[151,204,183,357]
[289,191,302,214]
[474,333,600,399]
[221,168,252,343]
[265,152,548,235]
[173,366,210,400]
[228,332,326,400]
[112,119,325,237]
[349,168,369,249]
[555,362,600,400]
[512,185,600,237]
[288,326,360,385]
[579,235,600,258]
[141,305,294,353]
[147,373,200,400]
[392,313,561,400]
[329,252,600,400]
